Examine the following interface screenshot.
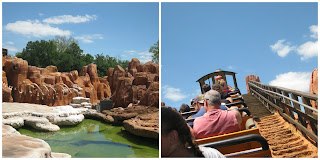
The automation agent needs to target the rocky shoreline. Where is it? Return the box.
[2,101,159,158]
[2,56,159,158]
[3,124,71,158]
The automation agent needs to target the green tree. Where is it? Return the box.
[16,40,58,68]
[149,41,159,63]
[17,37,130,77]
[94,54,109,77]
[94,54,129,77]
[17,37,88,72]
[54,36,78,53]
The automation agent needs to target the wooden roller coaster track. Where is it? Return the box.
[247,81,318,158]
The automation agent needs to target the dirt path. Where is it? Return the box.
[242,94,318,158]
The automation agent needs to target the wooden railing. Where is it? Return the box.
[248,81,318,143]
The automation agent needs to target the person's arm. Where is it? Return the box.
[231,109,242,129]
[226,97,233,103]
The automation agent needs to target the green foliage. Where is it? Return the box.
[16,40,59,68]
[16,37,129,77]
[94,54,129,77]
[149,41,159,63]
[54,36,78,53]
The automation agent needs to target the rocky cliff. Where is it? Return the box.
[2,56,159,109]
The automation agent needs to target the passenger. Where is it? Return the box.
[218,79,233,93]
[191,94,206,119]
[212,84,233,104]
[187,94,228,127]
[215,75,223,82]
[193,90,241,139]
[202,84,211,93]
[179,103,191,113]
[161,106,225,158]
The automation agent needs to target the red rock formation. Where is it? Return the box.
[2,71,13,102]
[2,52,158,110]
[245,75,260,94]
[2,54,112,106]
[4,57,29,89]
[80,63,112,104]
[128,58,140,77]
[309,69,318,109]
[109,58,159,108]
[27,66,41,85]
[140,82,159,107]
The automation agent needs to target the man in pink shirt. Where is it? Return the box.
[193,90,242,139]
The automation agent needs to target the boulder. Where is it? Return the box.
[2,117,24,128]
[139,82,159,107]
[41,65,58,75]
[128,58,140,76]
[2,124,71,158]
[2,124,20,137]
[123,111,159,139]
[81,102,92,109]
[24,116,60,132]
[309,69,318,109]
[4,57,28,89]
[133,72,148,85]
[111,65,126,93]
[137,61,158,74]
[106,68,114,90]
[28,66,41,85]
[103,105,158,124]
[2,71,13,102]
[83,109,114,123]
[2,55,113,106]
[131,85,147,104]
[2,103,85,131]
[52,114,84,126]
[112,77,134,107]
[245,75,260,94]
[72,97,90,104]
[51,152,72,158]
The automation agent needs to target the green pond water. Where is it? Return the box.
[18,119,159,158]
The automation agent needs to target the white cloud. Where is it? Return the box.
[6,41,14,45]
[309,25,318,39]
[191,89,201,97]
[270,25,318,60]
[39,13,44,16]
[269,72,311,92]
[137,51,153,63]
[228,66,233,70]
[125,50,136,54]
[162,85,187,101]
[43,14,97,24]
[5,20,71,37]
[75,34,103,43]
[270,40,296,57]
[296,41,318,60]
[120,55,127,58]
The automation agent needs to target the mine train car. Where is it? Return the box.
[182,69,272,158]
[197,69,239,94]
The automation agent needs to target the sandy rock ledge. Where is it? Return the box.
[2,125,71,158]
[2,102,86,131]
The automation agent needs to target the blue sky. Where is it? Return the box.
[2,2,159,63]
[161,3,318,110]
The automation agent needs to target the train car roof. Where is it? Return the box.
[196,69,237,82]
